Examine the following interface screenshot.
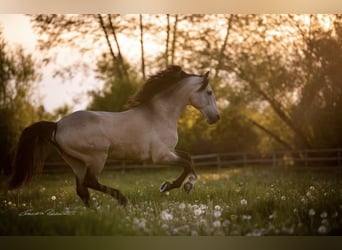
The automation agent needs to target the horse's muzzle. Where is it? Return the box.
[207,114,220,124]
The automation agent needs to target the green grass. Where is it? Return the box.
[0,166,341,235]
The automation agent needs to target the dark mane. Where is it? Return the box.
[129,65,191,107]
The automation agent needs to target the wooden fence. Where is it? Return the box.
[44,148,342,172]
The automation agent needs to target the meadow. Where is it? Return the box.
[0,165,341,236]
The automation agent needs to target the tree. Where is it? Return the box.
[87,54,139,112]
[0,28,42,174]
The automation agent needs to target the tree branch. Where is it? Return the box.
[97,14,122,80]
[246,117,294,150]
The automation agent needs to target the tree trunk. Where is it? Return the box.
[139,14,146,81]
[171,15,179,65]
[97,14,122,80]
[215,15,233,78]
[165,14,170,67]
[107,14,129,80]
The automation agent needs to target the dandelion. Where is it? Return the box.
[194,208,202,216]
[213,220,221,228]
[242,214,252,220]
[320,211,328,218]
[280,195,286,201]
[161,210,173,221]
[214,210,222,218]
[214,205,221,211]
[51,195,56,201]
[200,204,208,210]
[179,203,186,210]
[269,213,276,220]
[309,208,316,216]
[240,199,247,205]
[318,225,327,234]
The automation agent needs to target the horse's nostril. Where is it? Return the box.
[217,114,221,120]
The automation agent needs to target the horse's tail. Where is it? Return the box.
[7,121,57,190]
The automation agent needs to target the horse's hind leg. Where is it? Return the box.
[83,168,128,206]
[59,152,91,206]
[76,176,90,207]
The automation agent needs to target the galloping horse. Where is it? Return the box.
[8,65,220,207]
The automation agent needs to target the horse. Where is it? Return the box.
[7,65,220,207]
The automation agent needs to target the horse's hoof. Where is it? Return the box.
[160,181,171,192]
[183,181,194,193]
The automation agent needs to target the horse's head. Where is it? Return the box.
[189,71,220,125]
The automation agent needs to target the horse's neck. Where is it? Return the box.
[150,90,190,129]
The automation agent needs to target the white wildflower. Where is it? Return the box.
[161,210,173,221]
[309,209,316,216]
[321,219,329,226]
[214,210,222,218]
[200,204,208,210]
[51,195,56,201]
[214,205,221,211]
[240,199,248,205]
[318,225,327,234]
[213,220,221,228]
[242,214,252,220]
[194,208,202,216]
[179,203,186,210]
[281,195,286,201]
[320,211,328,218]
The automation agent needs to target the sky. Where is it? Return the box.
[0,14,100,112]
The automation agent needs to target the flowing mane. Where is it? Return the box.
[129,65,192,107]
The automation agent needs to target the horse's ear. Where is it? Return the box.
[197,71,210,91]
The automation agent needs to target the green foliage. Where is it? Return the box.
[88,54,139,112]
[0,29,42,174]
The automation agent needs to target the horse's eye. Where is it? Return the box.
[207,90,212,96]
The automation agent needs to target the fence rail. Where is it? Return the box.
[44,148,342,172]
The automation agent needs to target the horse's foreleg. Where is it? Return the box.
[159,150,197,193]
[83,168,128,206]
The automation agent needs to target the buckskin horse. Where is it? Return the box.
[8,65,220,207]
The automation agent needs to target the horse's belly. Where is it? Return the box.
[108,142,150,161]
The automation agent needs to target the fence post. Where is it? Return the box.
[243,153,247,167]
[304,150,308,167]
[216,154,222,169]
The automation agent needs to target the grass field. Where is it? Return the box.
[0,165,341,235]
